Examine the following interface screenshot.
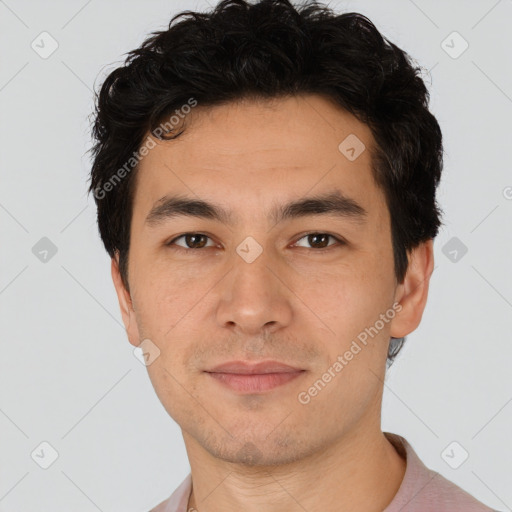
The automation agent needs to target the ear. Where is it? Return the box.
[111,253,141,347]
[390,239,434,338]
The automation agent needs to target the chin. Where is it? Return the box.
[198,428,317,467]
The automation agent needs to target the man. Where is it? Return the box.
[88,0,497,510]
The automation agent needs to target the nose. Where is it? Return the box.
[215,245,293,336]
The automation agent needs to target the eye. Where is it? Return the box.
[166,232,346,252]
[167,233,216,250]
[293,232,345,250]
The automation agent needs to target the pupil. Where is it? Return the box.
[187,234,206,248]
[310,234,328,248]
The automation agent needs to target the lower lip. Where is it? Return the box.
[206,371,304,393]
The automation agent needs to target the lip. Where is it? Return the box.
[205,360,305,393]
[207,360,303,374]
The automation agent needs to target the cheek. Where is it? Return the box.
[306,260,395,375]
[131,258,200,328]
[309,264,388,334]
[145,356,199,427]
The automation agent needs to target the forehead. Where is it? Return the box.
[132,94,385,223]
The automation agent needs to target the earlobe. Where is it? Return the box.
[111,253,141,347]
[390,239,434,339]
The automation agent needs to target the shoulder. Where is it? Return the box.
[384,433,495,512]
[148,473,192,512]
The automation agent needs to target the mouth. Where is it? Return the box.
[204,360,306,393]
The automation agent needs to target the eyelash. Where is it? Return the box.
[165,232,346,253]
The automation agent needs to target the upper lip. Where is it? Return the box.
[206,360,304,374]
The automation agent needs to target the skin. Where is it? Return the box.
[111,94,434,512]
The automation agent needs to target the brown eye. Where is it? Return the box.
[294,233,343,250]
[168,233,214,249]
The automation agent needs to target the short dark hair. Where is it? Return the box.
[88,0,444,366]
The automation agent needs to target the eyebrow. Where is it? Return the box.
[145,190,368,227]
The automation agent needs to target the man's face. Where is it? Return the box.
[113,94,420,465]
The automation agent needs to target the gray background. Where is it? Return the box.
[0,0,511,510]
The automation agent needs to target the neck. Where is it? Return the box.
[184,429,406,512]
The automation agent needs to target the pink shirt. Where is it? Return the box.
[149,432,496,511]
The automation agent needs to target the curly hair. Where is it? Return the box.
[88,0,444,366]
